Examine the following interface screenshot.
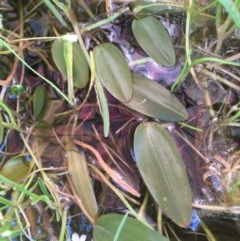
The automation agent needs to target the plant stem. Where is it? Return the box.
[78,0,95,19]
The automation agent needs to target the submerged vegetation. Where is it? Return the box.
[0,0,240,240]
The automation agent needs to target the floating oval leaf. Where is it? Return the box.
[0,155,33,182]
[125,74,188,121]
[51,39,89,88]
[132,16,176,66]
[93,213,168,241]
[33,85,47,120]
[67,145,98,221]
[93,43,133,103]
[134,122,192,227]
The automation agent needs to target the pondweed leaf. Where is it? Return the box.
[51,40,89,89]
[125,74,188,121]
[0,155,33,182]
[33,85,47,120]
[132,16,176,66]
[93,213,168,241]
[67,145,98,221]
[93,43,133,103]
[134,122,192,227]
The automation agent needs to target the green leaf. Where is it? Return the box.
[63,39,75,105]
[95,76,110,137]
[0,175,55,209]
[0,113,4,143]
[132,16,176,66]
[113,213,129,241]
[93,213,168,241]
[67,145,98,221]
[125,74,188,121]
[134,122,192,227]
[218,0,240,28]
[38,100,61,127]
[0,155,33,182]
[43,0,69,29]
[37,177,52,199]
[132,3,183,14]
[0,100,20,131]
[93,43,133,103]
[10,84,26,96]
[51,39,89,89]
[33,85,47,120]
[0,38,71,104]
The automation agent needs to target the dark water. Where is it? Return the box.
[168,216,240,241]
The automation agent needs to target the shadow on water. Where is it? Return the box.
[167,215,240,241]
